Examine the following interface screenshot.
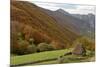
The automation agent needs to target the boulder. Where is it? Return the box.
[72,44,86,56]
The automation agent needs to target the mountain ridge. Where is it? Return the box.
[11,1,79,49]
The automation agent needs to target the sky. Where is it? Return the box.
[27,0,96,14]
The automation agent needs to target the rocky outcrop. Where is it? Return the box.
[72,44,86,56]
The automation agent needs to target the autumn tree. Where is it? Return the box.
[72,36,95,51]
[37,43,54,52]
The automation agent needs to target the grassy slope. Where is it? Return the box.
[11,49,72,65]
[33,56,87,65]
[11,48,95,65]
[31,51,95,65]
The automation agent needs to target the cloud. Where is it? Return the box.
[76,5,95,11]
[34,2,57,7]
[33,2,77,9]
[28,0,96,5]
[64,9,94,14]
[55,4,77,9]
[64,5,95,14]
[33,2,59,10]
[71,5,95,14]
[31,1,95,14]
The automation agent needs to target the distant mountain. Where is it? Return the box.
[57,9,95,29]
[40,8,94,38]
[11,1,79,49]
[56,9,70,16]
[71,13,95,28]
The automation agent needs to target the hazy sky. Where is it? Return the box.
[27,0,96,5]
[28,0,95,14]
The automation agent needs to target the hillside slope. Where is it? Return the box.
[11,1,79,49]
[40,8,93,38]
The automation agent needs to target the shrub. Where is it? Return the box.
[72,36,95,51]
[12,39,37,55]
[11,32,24,53]
[26,44,37,54]
[15,40,29,55]
[37,43,54,52]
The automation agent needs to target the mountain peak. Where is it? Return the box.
[56,9,65,12]
[56,9,70,15]
[57,8,64,11]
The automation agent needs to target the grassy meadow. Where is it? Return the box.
[11,48,95,66]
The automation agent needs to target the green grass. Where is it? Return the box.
[11,48,72,65]
[11,48,95,66]
[28,55,95,66]
[31,60,57,65]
